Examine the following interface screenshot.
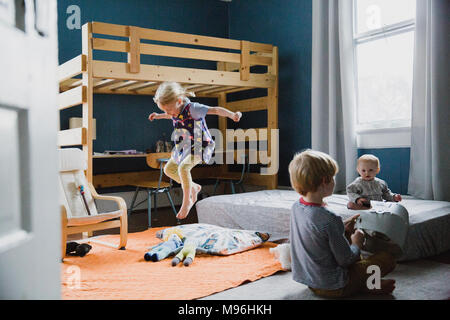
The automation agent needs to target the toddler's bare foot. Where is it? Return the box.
[364,279,396,295]
[191,183,202,203]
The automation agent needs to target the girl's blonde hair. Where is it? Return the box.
[289,149,339,196]
[153,82,195,105]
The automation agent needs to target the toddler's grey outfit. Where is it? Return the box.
[346,177,395,203]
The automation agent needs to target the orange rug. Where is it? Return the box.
[61,227,283,300]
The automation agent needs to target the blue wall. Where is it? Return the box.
[228,0,312,186]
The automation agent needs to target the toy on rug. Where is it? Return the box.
[144,233,183,262]
[147,224,271,266]
[145,227,199,266]
[171,241,197,267]
[269,243,291,271]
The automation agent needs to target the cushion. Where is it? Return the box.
[156,223,270,255]
[58,148,87,172]
[59,170,98,218]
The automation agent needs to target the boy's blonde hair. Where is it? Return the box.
[289,149,339,196]
[153,82,195,105]
[357,154,380,168]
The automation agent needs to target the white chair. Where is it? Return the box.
[59,148,127,259]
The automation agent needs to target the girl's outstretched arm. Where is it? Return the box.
[148,112,172,121]
[207,107,242,122]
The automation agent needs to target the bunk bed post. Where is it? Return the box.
[216,62,229,179]
[128,26,141,73]
[240,41,250,81]
[217,92,229,178]
[267,46,279,189]
[82,22,94,183]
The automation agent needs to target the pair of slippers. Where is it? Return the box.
[66,242,92,257]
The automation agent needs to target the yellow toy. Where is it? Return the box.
[171,241,196,267]
[164,227,197,266]
[163,227,184,242]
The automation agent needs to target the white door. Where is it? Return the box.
[0,0,60,299]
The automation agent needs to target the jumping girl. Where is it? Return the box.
[149,82,242,219]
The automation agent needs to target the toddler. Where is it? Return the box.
[347,154,402,210]
[149,82,242,219]
[288,149,396,298]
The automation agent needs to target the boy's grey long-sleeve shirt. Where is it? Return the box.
[346,177,396,203]
[289,199,361,290]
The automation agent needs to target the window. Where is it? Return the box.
[353,0,416,132]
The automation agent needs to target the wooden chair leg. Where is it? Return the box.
[118,211,128,250]
[61,206,68,260]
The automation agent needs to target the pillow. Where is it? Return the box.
[156,223,270,255]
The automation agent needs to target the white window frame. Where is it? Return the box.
[352,0,416,148]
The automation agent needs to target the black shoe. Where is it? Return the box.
[75,243,92,257]
[66,242,80,254]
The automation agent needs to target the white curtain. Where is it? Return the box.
[311,0,358,192]
[408,0,450,201]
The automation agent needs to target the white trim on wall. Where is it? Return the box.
[357,127,411,149]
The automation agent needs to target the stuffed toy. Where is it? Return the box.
[162,228,184,242]
[171,241,197,267]
[269,243,291,271]
[144,233,183,262]
[144,228,185,262]
[145,227,198,267]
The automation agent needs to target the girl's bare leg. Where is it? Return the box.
[177,185,193,220]
[176,156,202,220]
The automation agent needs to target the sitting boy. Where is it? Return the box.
[347,154,402,210]
[288,149,396,298]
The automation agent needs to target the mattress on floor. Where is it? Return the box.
[195,190,450,261]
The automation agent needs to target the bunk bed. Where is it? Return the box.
[57,22,279,190]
